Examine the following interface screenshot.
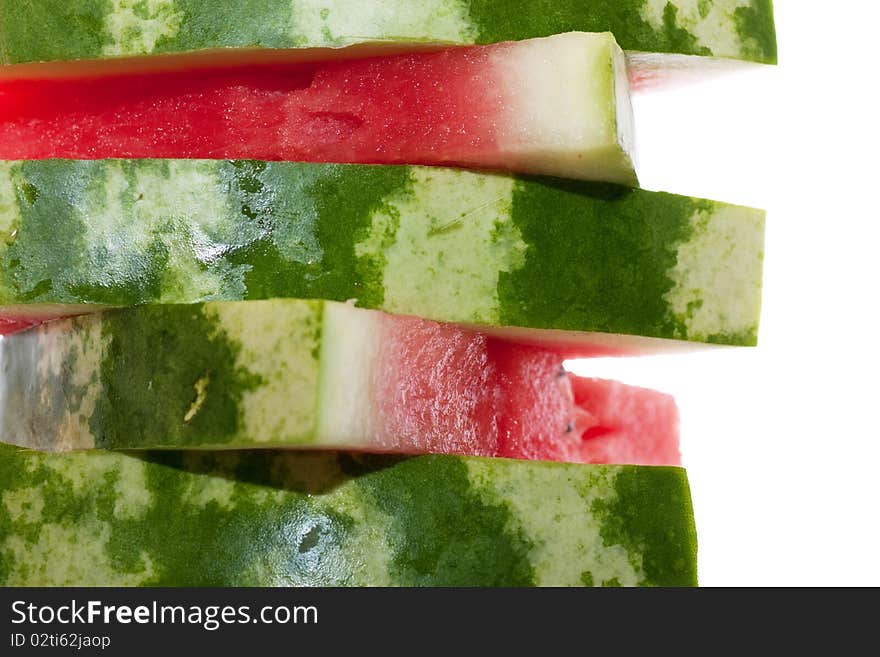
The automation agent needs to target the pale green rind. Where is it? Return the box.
[489,32,637,187]
[0,311,106,451]
[0,1,777,66]
[315,302,383,447]
[0,160,766,347]
[0,299,335,451]
[0,445,698,586]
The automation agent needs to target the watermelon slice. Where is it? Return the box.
[0,444,697,586]
[0,32,636,184]
[0,160,766,348]
[0,299,680,463]
[0,0,777,73]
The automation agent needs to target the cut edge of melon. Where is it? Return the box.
[0,41,462,81]
[626,51,768,92]
[0,313,101,452]
[0,303,114,321]
[474,324,751,356]
[491,32,637,186]
[315,301,383,448]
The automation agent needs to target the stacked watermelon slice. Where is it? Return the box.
[0,1,776,587]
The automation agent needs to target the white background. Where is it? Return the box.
[569,0,880,586]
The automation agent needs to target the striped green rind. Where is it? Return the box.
[0,160,766,347]
[0,300,336,450]
[0,1,776,65]
[0,444,698,586]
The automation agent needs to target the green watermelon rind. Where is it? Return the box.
[0,160,766,348]
[0,0,777,66]
[0,444,698,587]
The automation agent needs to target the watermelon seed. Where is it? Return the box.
[183,374,210,423]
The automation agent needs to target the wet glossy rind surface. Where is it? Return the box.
[0,445,698,586]
[0,1,777,65]
[0,160,766,346]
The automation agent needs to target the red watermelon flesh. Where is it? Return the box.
[0,317,38,336]
[569,376,681,465]
[0,34,633,183]
[0,306,95,336]
[0,55,495,163]
[0,317,41,335]
[371,313,680,466]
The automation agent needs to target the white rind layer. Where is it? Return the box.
[493,32,637,185]
[315,302,383,447]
